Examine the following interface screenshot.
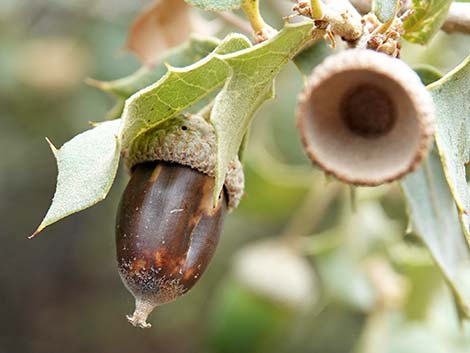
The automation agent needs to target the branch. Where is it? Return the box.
[292,0,363,42]
[310,0,325,19]
[322,0,363,41]
[349,0,470,34]
[241,0,277,42]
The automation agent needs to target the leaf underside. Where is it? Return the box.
[32,119,122,237]
[210,22,315,203]
[401,56,470,319]
[401,149,470,320]
[372,0,400,23]
[429,57,470,244]
[119,33,252,153]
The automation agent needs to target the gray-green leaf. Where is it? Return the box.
[210,22,314,203]
[120,33,251,153]
[401,148,470,319]
[403,0,453,44]
[31,119,121,237]
[89,35,219,99]
[185,0,242,11]
[372,0,399,23]
[429,57,470,243]
[88,35,220,113]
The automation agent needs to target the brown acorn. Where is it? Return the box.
[117,115,244,328]
[116,161,227,328]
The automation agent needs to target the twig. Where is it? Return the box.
[310,0,325,19]
[323,5,363,42]
[349,0,470,35]
[241,0,277,42]
[216,11,252,34]
[292,0,363,42]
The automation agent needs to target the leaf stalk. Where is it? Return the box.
[241,0,276,42]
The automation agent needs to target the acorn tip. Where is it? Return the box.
[126,299,155,328]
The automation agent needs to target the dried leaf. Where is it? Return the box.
[126,0,192,66]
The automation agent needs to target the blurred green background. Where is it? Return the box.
[1,1,470,352]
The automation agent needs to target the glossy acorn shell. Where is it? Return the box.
[116,161,227,327]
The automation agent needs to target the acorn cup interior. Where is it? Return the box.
[299,69,425,186]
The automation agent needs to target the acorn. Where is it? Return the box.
[116,115,244,328]
[297,49,435,186]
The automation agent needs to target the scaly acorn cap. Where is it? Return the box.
[124,114,244,209]
[297,49,435,186]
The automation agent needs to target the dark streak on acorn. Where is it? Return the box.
[116,161,227,328]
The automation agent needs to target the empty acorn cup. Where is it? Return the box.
[297,49,435,186]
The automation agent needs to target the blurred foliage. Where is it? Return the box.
[1,1,470,353]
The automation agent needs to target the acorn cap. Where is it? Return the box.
[297,49,435,186]
[125,115,244,209]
